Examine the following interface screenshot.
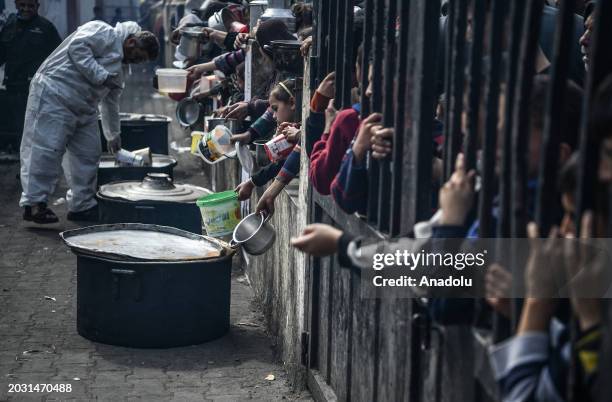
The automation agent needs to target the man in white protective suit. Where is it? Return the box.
[19,20,159,224]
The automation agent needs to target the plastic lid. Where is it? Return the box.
[236,143,254,174]
[197,190,238,207]
[156,68,188,76]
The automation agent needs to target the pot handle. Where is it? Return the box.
[229,238,241,249]
[261,211,272,224]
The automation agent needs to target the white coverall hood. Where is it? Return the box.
[114,21,141,43]
[20,21,143,213]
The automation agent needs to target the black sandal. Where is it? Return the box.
[23,203,59,224]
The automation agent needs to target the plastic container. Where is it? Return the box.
[116,149,144,166]
[197,191,242,237]
[265,134,296,162]
[191,131,204,155]
[156,68,189,93]
[196,125,237,165]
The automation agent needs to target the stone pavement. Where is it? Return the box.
[0,67,312,402]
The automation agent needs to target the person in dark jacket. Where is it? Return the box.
[0,0,61,149]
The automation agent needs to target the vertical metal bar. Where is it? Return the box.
[315,0,328,82]
[360,0,374,118]
[342,0,355,109]
[391,0,412,236]
[510,0,543,239]
[366,0,386,224]
[478,0,506,238]
[443,0,468,180]
[409,0,440,226]
[377,0,398,233]
[535,0,575,235]
[574,4,612,400]
[326,0,338,74]
[442,0,455,178]
[464,0,486,172]
[576,0,612,226]
[497,0,526,239]
[334,0,347,109]
[480,0,511,353]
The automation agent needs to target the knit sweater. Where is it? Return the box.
[309,105,361,195]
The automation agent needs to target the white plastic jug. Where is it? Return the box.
[196,125,237,165]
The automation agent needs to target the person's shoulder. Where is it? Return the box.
[334,107,361,125]
[1,12,17,29]
[34,15,59,30]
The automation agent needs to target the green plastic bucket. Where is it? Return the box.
[197,191,242,237]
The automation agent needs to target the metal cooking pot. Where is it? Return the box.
[267,40,303,75]
[97,173,211,234]
[253,140,271,170]
[230,212,276,255]
[207,117,240,134]
[97,153,177,187]
[61,223,233,348]
[100,113,172,155]
[178,28,202,59]
[249,0,267,27]
[260,4,296,32]
[176,97,204,128]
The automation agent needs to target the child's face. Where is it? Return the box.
[560,192,576,236]
[599,137,612,183]
[269,93,295,124]
[365,65,374,99]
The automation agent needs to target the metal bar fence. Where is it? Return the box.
[305,0,612,400]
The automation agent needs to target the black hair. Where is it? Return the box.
[201,1,226,20]
[292,2,313,32]
[589,74,612,144]
[559,152,579,196]
[271,78,303,103]
[529,75,583,150]
[585,1,596,20]
[134,31,160,61]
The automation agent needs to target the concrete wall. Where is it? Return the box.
[207,59,313,390]
[242,59,312,390]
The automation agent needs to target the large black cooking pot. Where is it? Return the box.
[61,224,233,348]
[97,153,177,187]
[100,113,172,155]
[97,173,210,234]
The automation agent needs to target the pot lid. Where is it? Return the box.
[60,223,229,262]
[180,27,203,37]
[98,154,177,169]
[119,113,172,124]
[270,40,302,48]
[98,173,211,203]
[235,143,254,174]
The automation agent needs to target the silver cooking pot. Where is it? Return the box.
[229,212,276,255]
[176,97,204,128]
[178,28,203,59]
[253,140,271,170]
[207,118,240,134]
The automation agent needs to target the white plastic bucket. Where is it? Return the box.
[156,68,189,93]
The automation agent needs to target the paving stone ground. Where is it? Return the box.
[0,67,312,402]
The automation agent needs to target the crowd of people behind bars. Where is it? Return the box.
[177,0,610,401]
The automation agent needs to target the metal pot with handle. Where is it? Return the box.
[229,212,276,255]
[207,117,240,134]
[253,140,271,170]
